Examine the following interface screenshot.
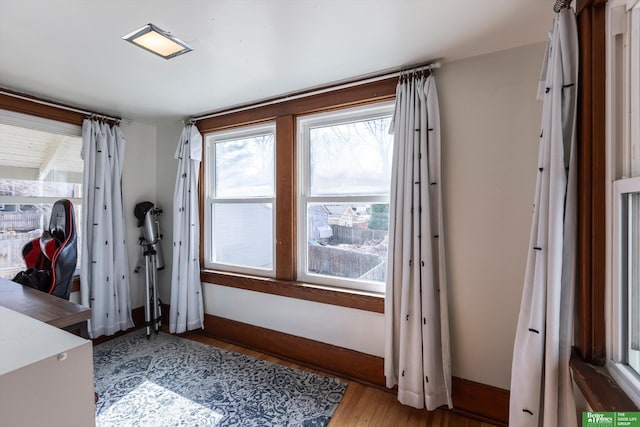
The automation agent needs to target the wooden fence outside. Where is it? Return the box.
[330,224,387,245]
[308,244,385,281]
[0,211,42,232]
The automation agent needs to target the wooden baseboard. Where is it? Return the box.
[451,377,509,425]
[202,313,509,425]
[132,305,146,327]
[202,314,384,387]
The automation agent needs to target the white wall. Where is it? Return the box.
[438,42,544,389]
[205,284,385,356]
[154,42,545,390]
[120,121,158,309]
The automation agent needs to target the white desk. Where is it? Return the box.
[0,306,95,427]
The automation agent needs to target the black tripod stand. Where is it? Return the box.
[134,202,164,339]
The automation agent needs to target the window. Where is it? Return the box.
[197,77,396,310]
[611,178,640,405]
[0,109,83,279]
[607,0,640,407]
[204,122,276,276]
[613,179,640,367]
[297,102,394,293]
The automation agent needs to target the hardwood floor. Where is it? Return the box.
[180,330,497,427]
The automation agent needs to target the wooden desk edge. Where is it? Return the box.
[0,278,91,330]
[46,308,91,329]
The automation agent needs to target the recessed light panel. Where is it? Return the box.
[123,23,192,59]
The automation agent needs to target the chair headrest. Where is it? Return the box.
[48,199,75,243]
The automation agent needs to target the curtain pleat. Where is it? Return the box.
[384,74,452,410]
[509,8,578,427]
[80,119,133,338]
[169,124,204,334]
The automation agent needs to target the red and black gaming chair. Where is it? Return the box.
[16,199,78,300]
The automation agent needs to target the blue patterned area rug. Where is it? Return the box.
[93,330,347,427]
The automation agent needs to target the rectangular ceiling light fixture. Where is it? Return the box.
[122,23,192,59]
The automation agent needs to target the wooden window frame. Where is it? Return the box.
[197,78,397,313]
[573,0,640,411]
[0,90,86,126]
[575,0,607,366]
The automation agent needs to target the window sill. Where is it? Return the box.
[570,351,639,411]
[200,269,384,313]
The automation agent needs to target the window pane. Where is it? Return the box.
[628,192,640,373]
[0,204,48,279]
[306,202,388,283]
[212,203,273,270]
[0,123,82,279]
[0,179,81,199]
[214,133,274,198]
[309,117,393,195]
[0,202,82,279]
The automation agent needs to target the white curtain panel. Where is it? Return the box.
[509,8,578,427]
[80,119,133,338]
[169,124,204,334]
[384,74,452,410]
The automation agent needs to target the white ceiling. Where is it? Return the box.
[0,0,556,125]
